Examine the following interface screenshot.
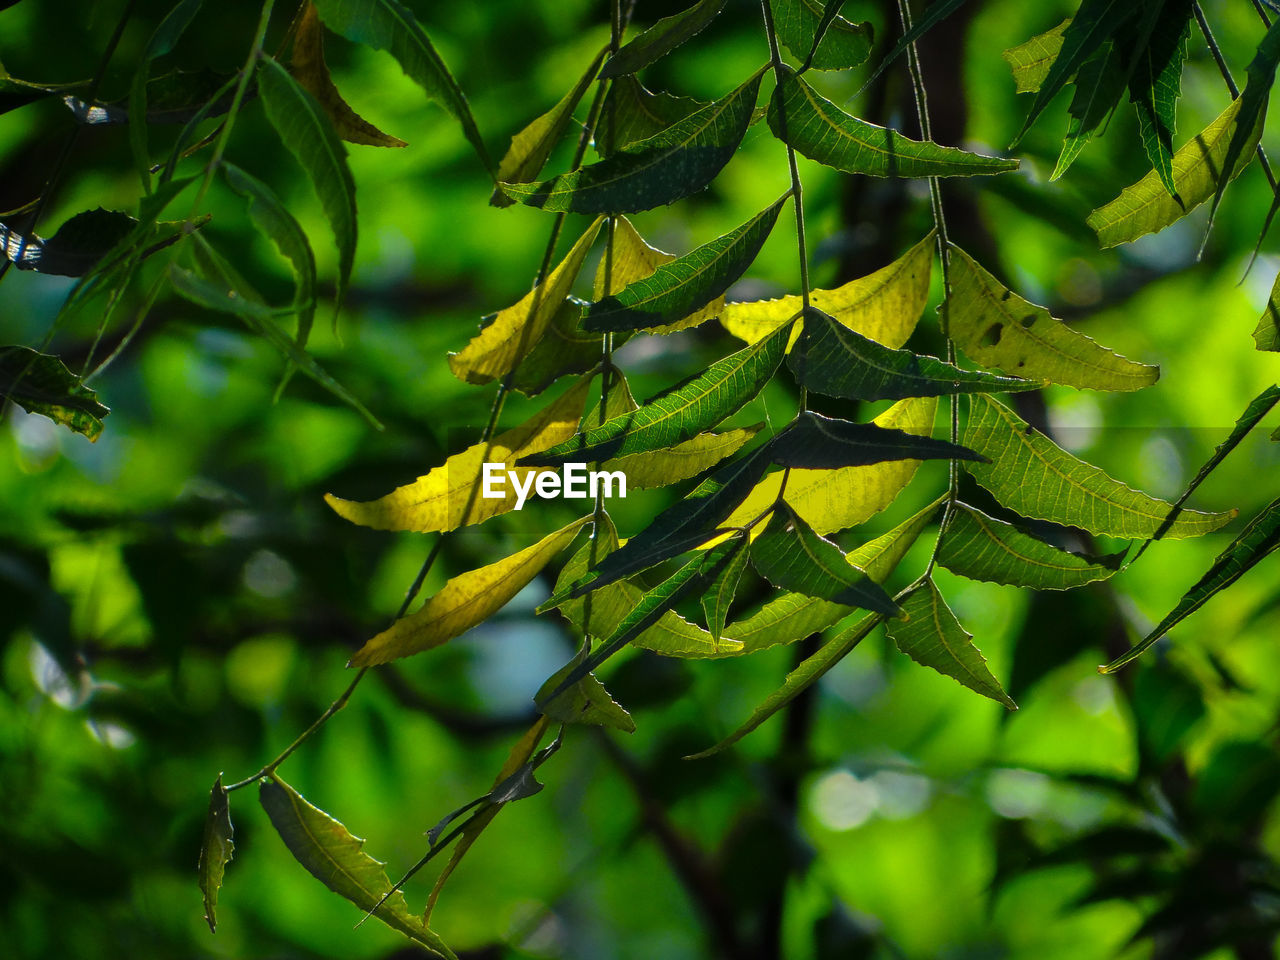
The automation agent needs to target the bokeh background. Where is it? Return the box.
[3,0,1280,958]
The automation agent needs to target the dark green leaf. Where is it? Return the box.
[130,0,204,190]
[600,0,727,79]
[859,0,968,92]
[257,56,357,316]
[770,68,1018,178]
[790,305,1036,401]
[597,76,707,155]
[2,208,180,277]
[66,69,234,125]
[1128,0,1191,196]
[197,775,233,933]
[499,69,763,213]
[771,409,985,468]
[585,196,787,331]
[0,345,109,441]
[750,503,899,614]
[769,0,872,73]
[312,0,492,172]
[511,296,628,396]
[702,535,749,645]
[886,579,1016,709]
[1051,40,1127,180]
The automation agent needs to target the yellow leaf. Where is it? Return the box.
[610,426,761,489]
[349,515,592,666]
[449,219,604,384]
[721,230,934,347]
[292,3,407,147]
[325,375,593,532]
[596,216,722,334]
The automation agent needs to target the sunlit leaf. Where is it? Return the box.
[770,67,1018,178]
[937,501,1123,589]
[293,2,407,147]
[600,0,727,79]
[771,0,872,72]
[886,579,1017,709]
[197,775,233,933]
[1257,270,1280,351]
[1103,494,1280,674]
[611,426,761,489]
[721,230,933,348]
[312,0,491,171]
[597,76,707,155]
[0,345,109,441]
[499,69,764,213]
[449,218,603,384]
[702,535,749,648]
[1087,95,1262,247]
[510,297,613,396]
[946,245,1159,391]
[595,215,722,333]
[325,374,592,532]
[1051,40,1126,181]
[962,394,1234,539]
[1128,1,1191,197]
[537,645,636,731]
[259,776,456,958]
[585,196,787,331]
[1003,18,1070,94]
[348,515,591,666]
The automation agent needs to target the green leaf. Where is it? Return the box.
[0,345,109,441]
[1051,40,1127,181]
[523,319,791,465]
[750,503,899,614]
[197,775,233,933]
[259,776,456,959]
[585,196,788,331]
[257,56,357,315]
[499,69,764,213]
[600,0,727,79]
[962,394,1233,539]
[1209,16,1280,228]
[1087,95,1263,247]
[1103,494,1280,674]
[1128,0,1191,197]
[946,245,1159,391]
[1255,270,1280,352]
[702,536,749,647]
[771,0,872,73]
[311,0,491,171]
[772,409,985,469]
[790,305,1037,401]
[129,0,204,190]
[937,502,1123,590]
[597,76,707,155]
[537,645,635,731]
[859,0,968,93]
[511,296,616,396]
[770,67,1018,178]
[611,426,761,489]
[1003,19,1070,94]
[490,48,605,206]
[1,207,180,277]
[886,579,1017,709]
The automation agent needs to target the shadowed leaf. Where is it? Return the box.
[771,409,985,469]
[197,776,233,933]
[600,0,727,79]
[0,345,109,441]
[597,76,707,155]
[772,0,872,72]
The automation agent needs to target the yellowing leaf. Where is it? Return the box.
[595,215,721,333]
[721,230,933,347]
[448,219,603,384]
[349,515,592,666]
[1003,19,1071,94]
[292,3,407,147]
[610,426,761,488]
[325,375,593,532]
[1255,267,1280,352]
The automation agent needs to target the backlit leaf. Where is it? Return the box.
[789,305,1037,401]
[1128,0,1191,197]
[0,345,109,441]
[1209,16,1280,227]
[348,515,591,666]
[702,536,749,648]
[1257,270,1280,351]
[597,76,707,155]
[324,374,592,532]
[197,776,233,933]
[887,579,1016,709]
[610,426,761,489]
[771,0,872,72]
[937,501,1123,589]
[585,196,787,331]
[312,0,491,171]
[1051,40,1126,181]
[594,215,721,333]
[259,776,456,958]
[600,0,727,79]
[946,245,1159,391]
[771,409,986,469]
[962,394,1234,539]
[510,297,617,396]
[538,644,635,731]
[771,67,1018,178]
[1003,19,1070,94]
[448,218,603,384]
[499,69,763,213]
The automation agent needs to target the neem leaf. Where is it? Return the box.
[1003,19,1071,94]
[1128,0,1191,197]
[887,579,1016,709]
[523,319,791,465]
[1103,494,1280,673]
[0,345,109,441]
[129,0,204,189]
[259,776,456,959]
[499,69,763,213]
[1209,16,1280,228]
[610,426,761,489]
[1087,95,1262,247]
[585,196,787,331]
[490,48,605,206]
[197,775,233,933]
[1051,40,1127,181]
[597,76,707,155]
[937,501,1123,590]
[510,297,609,396]
[962,394,1233,539]
[325,374,593,532]
[311,0,491,172]
[750,503,899,614]
[595,215,722,333]
[770,67,1018,178]
[789,305,1037,401]
[448,218,603,384]
[702,535,749,648]
[292,2,407,147]
[860,0,968,93]
[771,0,872,73]
[537,644,636,731]
[600,0,727,79]
[771,408,985,468]
[257,56,357,314]
[1,208,162,277]
[1257,270,1280,352]
[946,245,1159,391]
